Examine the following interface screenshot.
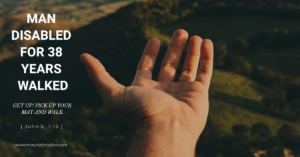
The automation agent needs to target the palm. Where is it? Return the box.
[109,78,208,137]
[81,29,214,137]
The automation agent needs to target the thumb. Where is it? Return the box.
[80,53,124,103]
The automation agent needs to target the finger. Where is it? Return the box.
[134,38,160,80]
[80,53,124,99]
[195,39,214,89]
[178,36,202,82]
[157,29,188,82]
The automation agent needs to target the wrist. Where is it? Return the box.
[126,116,197,157]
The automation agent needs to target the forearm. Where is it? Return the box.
[126,117,197,157]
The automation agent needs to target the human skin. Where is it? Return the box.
[81,29,214,157]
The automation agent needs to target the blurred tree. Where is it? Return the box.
[230,37,250,54]
[277,124,298,138]
[262,87,287,113]
[251,122,272,141]
[224,55,253,76]
[249,29,300,51]
[214,41,228,66]
[232,124,249,140]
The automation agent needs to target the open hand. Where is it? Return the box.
[81,29,213,157]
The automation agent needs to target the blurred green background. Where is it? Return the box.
[1,0,300,157]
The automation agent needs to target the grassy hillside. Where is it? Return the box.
[244,45,300,76]
[158,15,300,43]
[211,70,264,102]
[209,70,300,136]
[0,0,135,22]
[147,16,300,77]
